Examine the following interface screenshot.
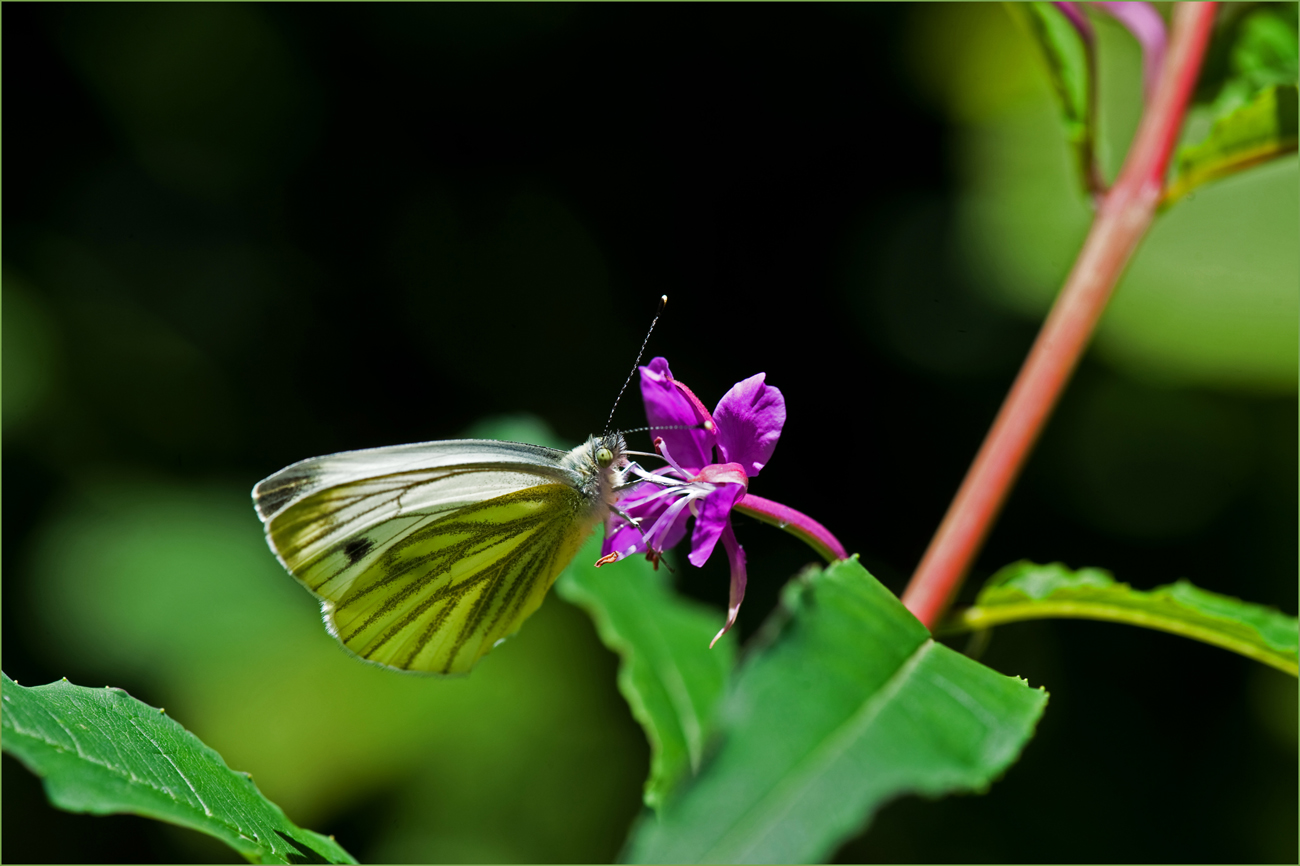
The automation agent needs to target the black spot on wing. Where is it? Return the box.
[343,536,375,564]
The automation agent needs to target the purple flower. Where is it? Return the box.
[599,357,841,647]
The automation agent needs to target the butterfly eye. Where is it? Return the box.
[596,447,614,467]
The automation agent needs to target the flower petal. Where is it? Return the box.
[687,481,746,567]
[640,357,713,471]
[712,373,785,476]
[709,522,747,648]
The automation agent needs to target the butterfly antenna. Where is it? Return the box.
[604,295,667,436]
[622,423,708,436]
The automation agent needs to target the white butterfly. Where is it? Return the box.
[253,434,629,675]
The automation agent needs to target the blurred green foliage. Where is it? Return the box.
[2,274,62,431]
[1171,5,1298,203]
[1195,2,1299,120]
[1045,376,1259,538]
[1002,2,1098,194]
[929,4,1298,392]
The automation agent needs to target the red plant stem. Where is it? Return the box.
[900,2,1219,630]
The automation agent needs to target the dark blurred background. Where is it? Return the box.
[4,4,1296,863]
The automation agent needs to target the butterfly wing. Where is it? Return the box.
[253,439,605,675]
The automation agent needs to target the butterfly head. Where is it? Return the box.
[563,432,628,513]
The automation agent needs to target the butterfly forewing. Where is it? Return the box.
[265,467,562,589]
[254,439,609,674]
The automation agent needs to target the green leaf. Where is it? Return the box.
[1004,1,1098,195]
[555,537,736,813]
[1199,3,1298,111]
[622,558,1048,864]
[943,561,1299,675]
[1167,83,1298,204]
[1169,6,1298,203]
[1,672,356,864]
